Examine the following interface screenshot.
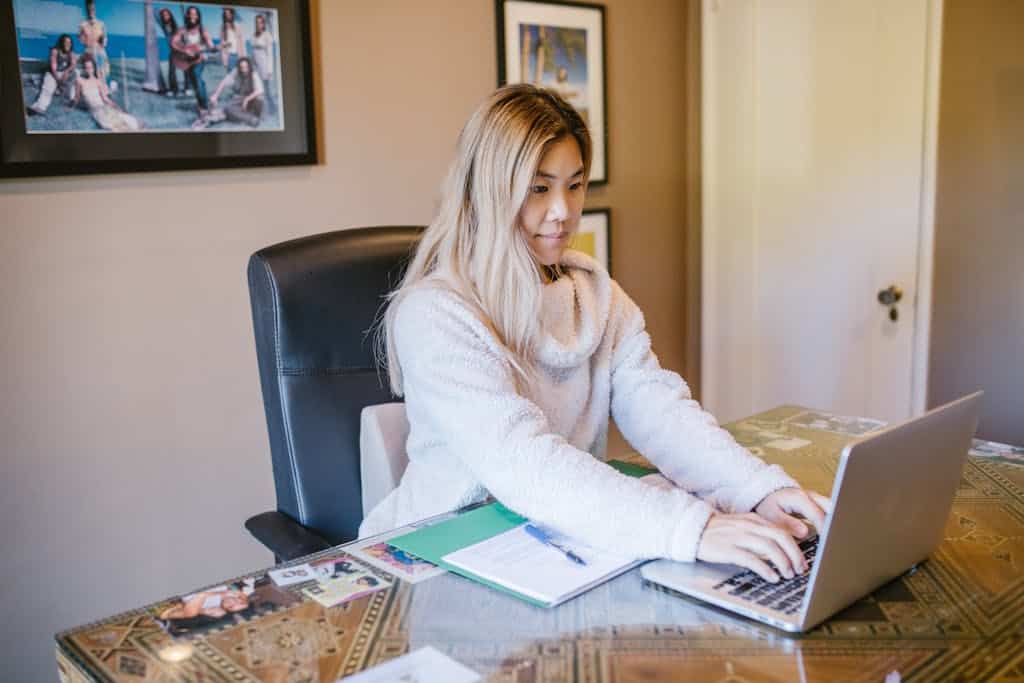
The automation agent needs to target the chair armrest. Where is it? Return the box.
[245,510,333,562]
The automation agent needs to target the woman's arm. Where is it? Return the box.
[170,29,186,53]
[63,53,77,80]
[393,287,715,563]
[209,73,231,105]
[98,81,116,108]
[160,592,210,619]
[48,48,59,78]
[242,73,264,107]
[606,283,825,580]
[607,282,798,513]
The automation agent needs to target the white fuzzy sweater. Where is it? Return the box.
[358,250,797,561]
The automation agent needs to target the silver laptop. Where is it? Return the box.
[641,392,982,633]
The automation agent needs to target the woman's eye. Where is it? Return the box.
[532,185,549,194]
[570,182,583,191]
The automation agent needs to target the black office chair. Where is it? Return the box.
[245,226,423,562]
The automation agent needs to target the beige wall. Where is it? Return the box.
[0,2,693,680]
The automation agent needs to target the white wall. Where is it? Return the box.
[0,2,694,679]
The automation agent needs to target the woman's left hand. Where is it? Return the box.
[755,488,831,539]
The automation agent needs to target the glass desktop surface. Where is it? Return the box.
[56,406,1024,682]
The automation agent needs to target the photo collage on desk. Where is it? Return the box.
[148,526,445,640]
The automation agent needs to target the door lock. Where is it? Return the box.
[877,285,903,321]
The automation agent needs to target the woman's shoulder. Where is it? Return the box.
[393,279,473,324]
[393,280,498,346]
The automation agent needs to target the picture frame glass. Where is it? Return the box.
[2,0,315,177]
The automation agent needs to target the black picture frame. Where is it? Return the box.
[0,0,317,179]
[579,206,611,273]
[495,0,608,185]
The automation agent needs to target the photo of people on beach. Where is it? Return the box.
[13,0,284,134]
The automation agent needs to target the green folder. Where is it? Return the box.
[388,459,656,608]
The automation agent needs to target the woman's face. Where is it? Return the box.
[238,59,250,75]
[221,593,248,612]
[83,59,95,77]
[186,8,199,25]
[517,136,586,267]
[159,9,171,24]
[60,36,72,52]
[255,16,265,32]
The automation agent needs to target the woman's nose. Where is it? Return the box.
[546,192,569,222]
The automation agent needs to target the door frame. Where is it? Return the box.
[910,0,945,415]
[698,0,944,419]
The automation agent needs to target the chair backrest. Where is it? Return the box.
[248,226,423,544]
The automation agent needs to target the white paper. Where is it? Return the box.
[268,564,316,587]
[442,523,636,605]
[338,646,480,683]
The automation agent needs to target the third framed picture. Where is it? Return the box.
[573,207,611,273]
[496,0,607,184]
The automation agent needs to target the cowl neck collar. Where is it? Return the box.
[536,250,612,370]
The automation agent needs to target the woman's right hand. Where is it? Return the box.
[696,512,808,583]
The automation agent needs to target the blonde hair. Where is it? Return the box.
[380,84,592,394]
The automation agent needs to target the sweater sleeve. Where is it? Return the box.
[394,288,715,562]
[607,282,799,514]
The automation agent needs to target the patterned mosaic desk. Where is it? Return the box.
[57,406,1024,682]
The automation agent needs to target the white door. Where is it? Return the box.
[701,0,942,424]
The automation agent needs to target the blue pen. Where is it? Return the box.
[524,524,588,566]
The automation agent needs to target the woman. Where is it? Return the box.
[28,34,77,115]
[249,13,275,94]
[70,53,142,132]
[157,584,250,637]
[219,7,246,70]
[209,57,264,127]
[157,7,180,96]
[360,85,830,584]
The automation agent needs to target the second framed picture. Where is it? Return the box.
[496,0,607,184]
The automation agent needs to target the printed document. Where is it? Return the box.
[441,523,638,605]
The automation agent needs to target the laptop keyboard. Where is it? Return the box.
[711,536,819,615]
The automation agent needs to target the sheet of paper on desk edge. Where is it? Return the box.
[337,646,480,683]
[441,522,638,606]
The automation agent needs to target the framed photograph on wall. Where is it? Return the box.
[572,207,611,273]
[496,0,607,184]
[0,0,316,178]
